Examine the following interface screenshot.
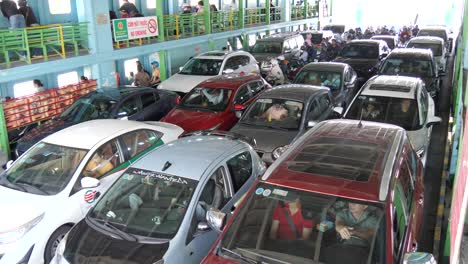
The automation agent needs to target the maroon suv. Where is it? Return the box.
[202,119,434,264]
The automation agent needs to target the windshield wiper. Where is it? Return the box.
[88,217,138,242]
[220,247,260,264]
[17,182,50,195]
[0,177,29,193]
[103,221,138,242]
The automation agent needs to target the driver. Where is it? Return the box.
[260,104,288,122]
[322,74,340,90]
[84,150,114,178]
[335,202,378,247]
[202,89,224,105]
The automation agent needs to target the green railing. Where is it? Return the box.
[0,22,89,68]
[211,10,240,33]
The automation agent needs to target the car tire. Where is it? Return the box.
[44,225,71,263]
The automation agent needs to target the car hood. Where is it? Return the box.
[253,53,281,63]
[64,220,169,264]
[334,57,379,70]
[162,108,224,132]
[16,119,74,153]
[230,123,298,153]
[159,74,213,93]
[0,185,51,232]
[407,129,425,153]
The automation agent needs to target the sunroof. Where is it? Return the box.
[369,84,411,93]
[287,137,383,182]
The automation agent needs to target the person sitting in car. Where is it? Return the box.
[202,89,224,106]
[260,104,289,122]
[390,99,417,128]
[84,148,114,179]
[303,72,321,86]
[335,202,378,247]
[322,74,340,91]
[269,198,314,240]
[361,102,380,120]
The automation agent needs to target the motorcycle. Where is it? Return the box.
[260,57,286,86]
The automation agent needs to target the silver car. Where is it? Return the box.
[52,132,265,264]
[343,75,441,164]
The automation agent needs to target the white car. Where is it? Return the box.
[158,50,259,94]
[417,26,451,53]
[343,75,441,163]
[0,120,183,264]
[406,36,446,72]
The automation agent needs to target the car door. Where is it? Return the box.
[119,129,164,162]
[115,96,142,120]
[184,150,256,262]
[344,67,358,104]
[139,91,165,121]
[313,93,334,122]
[70,138,125,215]
[391,178,412,263]
[223,56,243,74]
[418,86,431,154]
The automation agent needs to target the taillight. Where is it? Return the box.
[175,96,181,105]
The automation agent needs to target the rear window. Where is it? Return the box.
[287,137,384,182]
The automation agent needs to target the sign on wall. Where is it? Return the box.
[113,16,159,41]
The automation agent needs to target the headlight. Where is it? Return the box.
[272,145,289,160]
[0,213,44,244]
[54,232,68,263]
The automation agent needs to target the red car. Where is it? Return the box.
[161,74,270,132]
[202,119,434,264]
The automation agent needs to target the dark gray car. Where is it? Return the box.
[230,85,340,164]
[293,62,358,109]
[249,33,305,63]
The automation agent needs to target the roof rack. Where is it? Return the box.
[180,130,256,147]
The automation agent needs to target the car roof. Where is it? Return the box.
[258,84,329,102]
[388,48,433,58]
[129,136,244,181]
[360,75,421,99]
[349,39,384,46]
[43,119,163,150]
[84,87,154,100]
[196,74,261,89]
[301,62,347,72]
[257,32,301,42]
[408,36,444,44]
[197,50,251,59]
[419,26,448,32]
[263,119,406,202]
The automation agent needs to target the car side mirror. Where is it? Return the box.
[233,103,246,112]
[81,177,100,189]
[427,116,442,127]
[179,66,184,72]
[307,120,317,128]
[3,160,13,170]
[333,106,344,115]
[117,111,128,120]
[404,252,437,264]
[206,207,226,233]
[223,68,234,74]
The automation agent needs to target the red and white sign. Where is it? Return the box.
[84,189,97,204]
[127,16,159,40]
[451,112,468,263]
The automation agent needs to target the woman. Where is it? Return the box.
[269,198,314,240]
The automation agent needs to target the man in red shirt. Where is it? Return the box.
[269,198,314,240]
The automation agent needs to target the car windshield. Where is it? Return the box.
[418,30,447,41]
[219,183,385,264]
[88,168,197,239]
[346,95,421,130]
[179,87,233,112]
[240,98,304,130]
[407,42,442,56]
[294,70,342,92]
[179,58,223,76]
[252,41,283,54]
[60,97,117,122]
[380,58,434,78]
[340,44,378,59]
[0,142,87,195]
[373,38,394,49]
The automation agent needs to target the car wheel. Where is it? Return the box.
[44,225,71,263]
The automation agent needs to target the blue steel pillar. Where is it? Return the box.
[76,0,117,87]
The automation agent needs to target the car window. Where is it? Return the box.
[296,36,305,47]
[120,130,162,159]
[180,87,233,112]
[198,167,231,211]
[234,85,253,105]
[239,55,251,66]
[83,139,123,179]
[283,40,292,51]
[399,155,415,209]
[226,152,253,192]
[393,182,409,263]
[141,93,158,109]
[419,88,428,124]
[381,58,434,78]
[224,56,242,70]
[308,99,321,120]
[318,94,331,113]
[248,81,265,95]
[118,97,140,117]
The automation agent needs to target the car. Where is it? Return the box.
[52,131,266,264]
[158,50,259,94]
[230,84,341,165]
[300,30,335,47]
[202,119,434,264]
[406,36,447,72]
[323,24,346,35]
[333,40,390,81]
[0,119,183,264]
[343,75,441,163]
[14,87,180,158]
[293,62,358,109]
[249,32,305,63]
[417,26,451,53]
[161,74,270,132]
[378,48,442,98]
[371,35,398,50]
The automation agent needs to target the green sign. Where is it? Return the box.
[113,19,129,41]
